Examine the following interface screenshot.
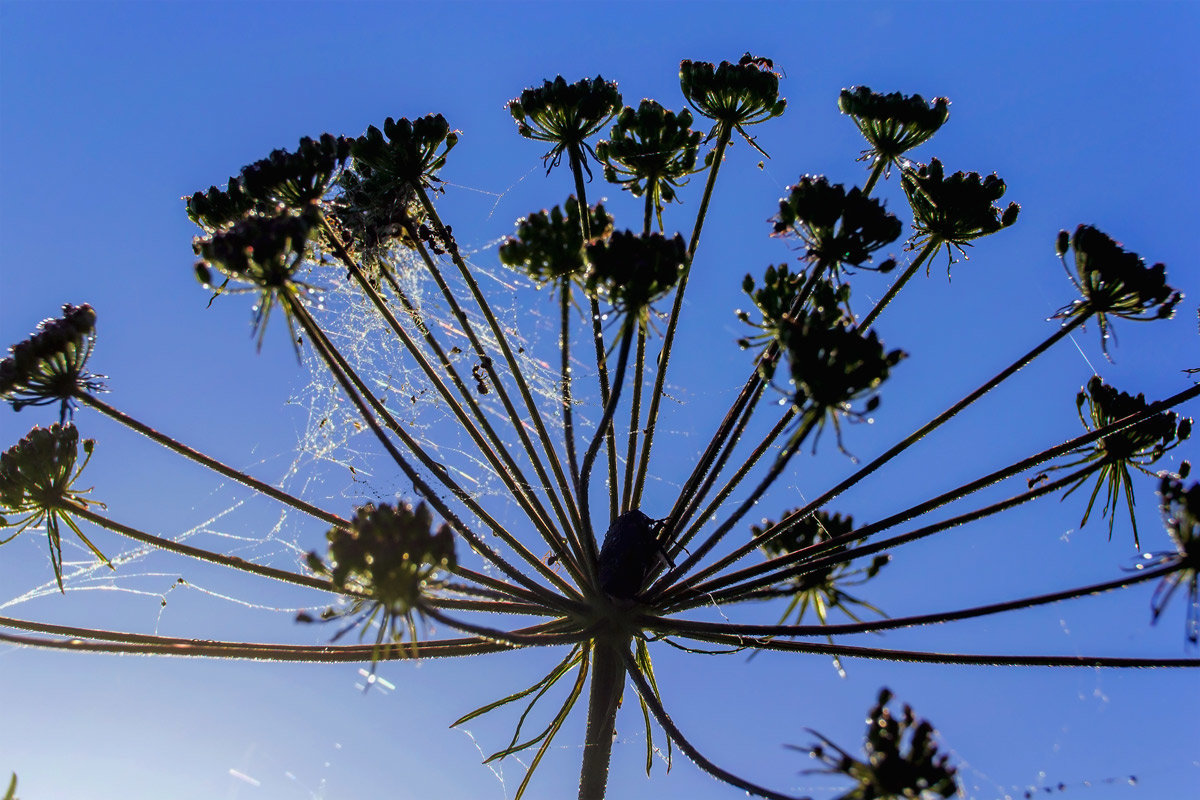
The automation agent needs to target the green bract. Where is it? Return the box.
[1054,224,1182,354]
[1150,470,1199,643]
[902,158,1019,268]
[508,75,621,174]
[753,510,889,626]
[839,86,949,166]
[0,304,103,422]
[805,688,959,800]
[0,423,107,592]
[773,176,900,270]
[304,502,456,649]
[498,197,614,289]
[584,231,687,326]
[679,53,786,155]
[596,100,701,229]
[1049,377,1191,547]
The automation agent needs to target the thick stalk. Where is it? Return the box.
[577,637,629,800]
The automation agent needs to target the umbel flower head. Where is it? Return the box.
[304,502,456,648]
[777,282,905,445]
[193,210,318,349]
[186,134,354,231]
[1051,377,1191,547]
[901,158,1019,268]
[773,176,901,271]
[753,510,889,626]
[498,196,614,290]
[0,304,103,422]
[331,115,460,261]
[508,75,622,174]
[0,423,107,592]
[838,86,950,169]
[596,100,702,229]
[804,688,960,800]
[1054,224,1182,355]
[584,231,688,328]
[1149,469,1200,644]
[736,267,853,382]
[680,53,786,156]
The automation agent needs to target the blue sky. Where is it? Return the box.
[1,2,1198,799]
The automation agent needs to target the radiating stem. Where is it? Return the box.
[567,147,619,532]
[76,392,346,528]
[633,127,733,509]
[63,501,338,593]
[857,237,940,330]
[644,562,1176,639]
[562,283,581,489]
[578,324,634,536]
[669,312,1098,597]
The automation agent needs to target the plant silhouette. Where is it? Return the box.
[2,55,1198,800]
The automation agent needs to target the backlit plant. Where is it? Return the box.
[3,59,1199,800]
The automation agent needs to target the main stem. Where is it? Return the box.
[577,636,629,800]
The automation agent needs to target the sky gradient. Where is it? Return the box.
[1,2,1198,799]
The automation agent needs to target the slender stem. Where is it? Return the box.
[645,562,1177,639]
[422,606,588,648]
[414,187,589,554]
[633,127,733,509]
[319,217,575,573]
[857,237,939,330]
[567,148,620,532]
[647,414,818,599]
[859,157,888,197]
[76,392,346,528]
[679,465,1099,609]
[561,283,581,489]
[578,324,634,536]
[668,312,1098,597]
[64,501,339,593]
[667,631,1200,668]
[577,637,628,800]
[0,619,578,662]
[621,325,646,514]
[620,648,812,800]
[285,294,572,609]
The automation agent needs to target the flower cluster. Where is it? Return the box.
[187,134,353,231]
[0,304,103,421]
[333,115,460,261]
[772,176,900,270]
[1049,377,1190,546]
[777,285,904,442]
[509,76,621,173]
[1054,225,1182,353]
[680,54,786,154]
[498,197,614,289]
[806,688,959,800]
[1150,469,1199,644]
[305,502,456,646]
[838,87,949,168]
[0,423,106,591]
[901,158,1019,267]
[584,231,687,326]
[596,100,701,227]
[754,510,889,625]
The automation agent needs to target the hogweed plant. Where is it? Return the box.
[2,55,1199,800]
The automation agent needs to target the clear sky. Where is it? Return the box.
[1,2,1198,799]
